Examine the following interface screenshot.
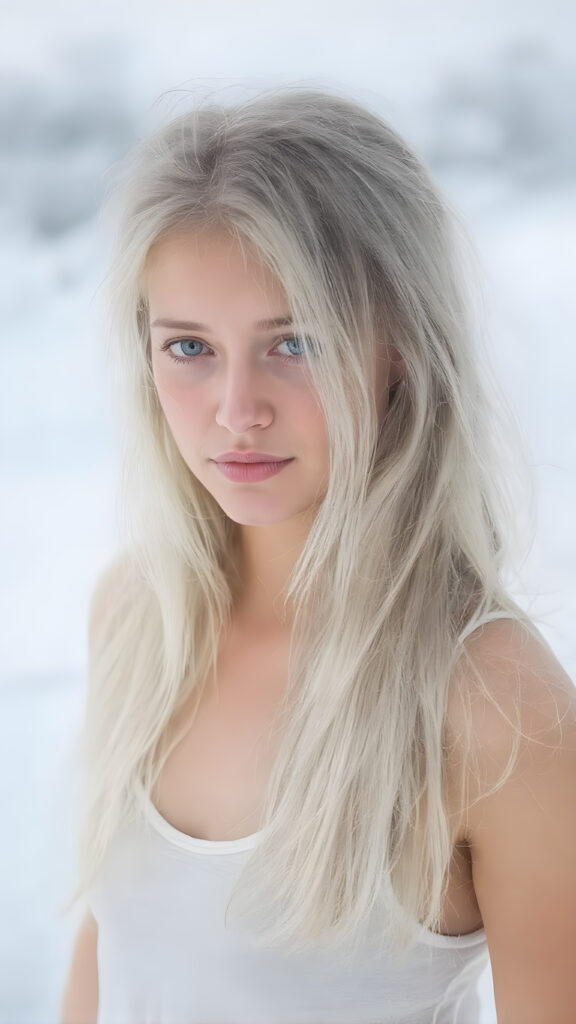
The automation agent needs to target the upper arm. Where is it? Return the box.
[457,619,576,1024]
[60,909,99,1024]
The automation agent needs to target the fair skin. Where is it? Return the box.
[448,619,576,1023]
[145,226,399,628]
[61,227,576,1023]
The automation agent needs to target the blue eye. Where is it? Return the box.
[180,339,204,358]
[277,335,308,360]
[160,338,209,363]
[160,334,313,365]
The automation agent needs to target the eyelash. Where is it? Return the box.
[159,335,309,365]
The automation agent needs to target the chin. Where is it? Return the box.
[221,510,298,527]
[213,496,307,526]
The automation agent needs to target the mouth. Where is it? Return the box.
[213,458,294,481]
[213,454,291,464]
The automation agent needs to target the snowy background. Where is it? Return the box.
[1,1,575,1020]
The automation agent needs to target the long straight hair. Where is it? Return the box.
[65,86,536,956]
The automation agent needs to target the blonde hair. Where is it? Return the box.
[65,85,537,957]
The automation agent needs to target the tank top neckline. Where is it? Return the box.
[135,775,264,854]
[134,778,487,948]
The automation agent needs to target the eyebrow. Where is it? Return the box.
[150,315,294,332]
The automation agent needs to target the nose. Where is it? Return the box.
[214,364,274,434]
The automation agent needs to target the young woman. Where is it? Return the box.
[60,87,576,1024]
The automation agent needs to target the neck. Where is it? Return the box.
[232,513,315,628]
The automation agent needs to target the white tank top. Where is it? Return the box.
[88,612,512,1023]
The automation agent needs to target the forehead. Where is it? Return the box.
[144,228,288,312]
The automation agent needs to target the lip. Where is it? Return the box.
[214,459,293,482]
[213,451,291,463]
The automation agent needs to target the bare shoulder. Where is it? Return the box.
[447,617,576,1020]
[446,616,576,785]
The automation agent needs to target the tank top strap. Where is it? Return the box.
[457,609,517,644]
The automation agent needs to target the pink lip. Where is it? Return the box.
[214,459,293,482]
[213,451,290,463]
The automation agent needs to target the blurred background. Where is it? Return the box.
[1,1,575,1020]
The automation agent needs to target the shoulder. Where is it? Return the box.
[447,617,576,1018]
[446,616,576,790]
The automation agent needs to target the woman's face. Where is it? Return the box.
[145,227,398,528]
[145,227,332,528]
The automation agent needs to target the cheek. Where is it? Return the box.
[153,357,191,403]
[153,373,202,437]
[303,397,329,459]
